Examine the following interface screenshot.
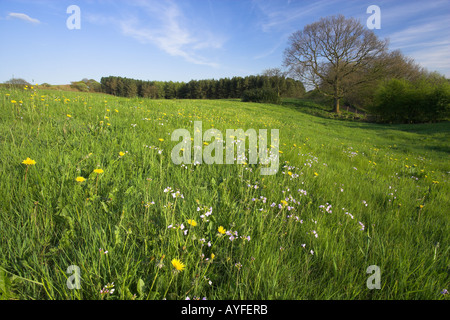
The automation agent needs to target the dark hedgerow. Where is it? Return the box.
[369,78,450,123]
[241,88,281,104]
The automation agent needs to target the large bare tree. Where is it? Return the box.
[283,15,388,113]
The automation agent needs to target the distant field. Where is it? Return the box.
[0,87,448,300]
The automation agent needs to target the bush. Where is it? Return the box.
[241,88,280,104]
[2,78,31,89]
[370,78,450,123]
[70,81,89,92]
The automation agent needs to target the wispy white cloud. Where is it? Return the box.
[7,12,40,24]
[384,8,450,76]
[117,0,222,67]
[253,0,341,33]
[253,36,287,60]
[388,20,448,48]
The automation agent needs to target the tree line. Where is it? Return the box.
[100,75,305,100]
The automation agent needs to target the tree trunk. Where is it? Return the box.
[333,97,340,113]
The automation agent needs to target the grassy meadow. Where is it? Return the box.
[0,86,448,300]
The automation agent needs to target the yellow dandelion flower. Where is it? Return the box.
[288,171,292,176]
[75,176,86,182]
[218,226,226,234]
[171,258,185,272]
[211,253,215,260]
[314,172,319,176]
[22,157,36,165]
[119,152,125,157]
[187,219,197,227]
[93,169,104,174]
[159,138,164,142]
[67,114,72,118]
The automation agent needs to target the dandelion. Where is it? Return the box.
[314,172,319,176]
[119,151,125,157]
[93,169,103,194]
[159,138,164,142]
[187,219,197,227]
[22,157,36,166]
[218,226,226,234]
[171,258,185,272]
[75,176,86,183]
[22,157,36,182]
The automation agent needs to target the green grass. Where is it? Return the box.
[0,87,448,300]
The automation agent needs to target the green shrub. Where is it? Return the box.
[370,78,450,123]
[241,88,280,104]
[70,81,89,92]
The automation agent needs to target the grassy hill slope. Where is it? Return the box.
[0,87,448,300]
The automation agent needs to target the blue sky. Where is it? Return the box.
[0,0,449,84]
